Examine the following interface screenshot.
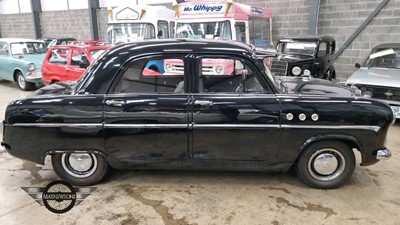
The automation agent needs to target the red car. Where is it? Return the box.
[41,45,110,84]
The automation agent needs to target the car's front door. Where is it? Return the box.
[191,55,281,161]
[103,55,190,164]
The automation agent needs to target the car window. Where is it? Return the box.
[48,48,69,65]
[281,42,317,56]
[10,42,47,55]
[317,42,327,57]
[113,57,185,94]
[0,42,8,55]
[90,49,107,61]
[199,57,266,93]
[71,49,85,66]
[365,48,400,69]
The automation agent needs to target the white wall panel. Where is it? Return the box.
[19,0,32,13]
[99,0,172,7]
[0,0,21,14]
[68,0,88,9]
[41,0,68,11]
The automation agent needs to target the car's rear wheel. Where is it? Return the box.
[52,152,108,186]
[295,141,355,189]
[16,71,35,91]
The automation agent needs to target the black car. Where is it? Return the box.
[1,39,394,189]
[271,36,336,80]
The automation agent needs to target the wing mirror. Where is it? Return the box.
[355,63,361,68]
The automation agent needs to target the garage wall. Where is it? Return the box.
[97,8,109,41]
[0,13,35,39]
[41,9,91,39]
[239,0,311,45]
[318,0,400,79]
[0,0,399,80]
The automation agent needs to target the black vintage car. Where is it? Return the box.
[271,36,336,80]
[1,39,394,189]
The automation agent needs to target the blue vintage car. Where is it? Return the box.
[0,38,47,90]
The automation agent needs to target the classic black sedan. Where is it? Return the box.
[1,39,394,189]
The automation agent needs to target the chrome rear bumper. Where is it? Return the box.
[376,148,391,160]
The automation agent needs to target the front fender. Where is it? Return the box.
[299,133,361,153]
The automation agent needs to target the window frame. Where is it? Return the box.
[193,54,274,94]
[108,53,189,95]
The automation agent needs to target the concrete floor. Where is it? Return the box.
[0,80,399,225]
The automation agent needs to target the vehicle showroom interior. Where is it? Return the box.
[0,0,399,224]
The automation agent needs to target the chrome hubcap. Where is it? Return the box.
[308,149,346,181]
[313,153,338,175]
[18,75,26,89]
[61,153,97,178]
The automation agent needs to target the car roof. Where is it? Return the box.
[278,35,335,43]
[106,39,254,58]
[372,43,400,49]
[0,38,44,43]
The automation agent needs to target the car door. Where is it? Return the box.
[103,55,191,164]
[42,47,69,82]
[66,48,86,81]
[191,55,281,161]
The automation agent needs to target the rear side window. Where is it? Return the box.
[48,48,69,65]
[199,57,266,93]
[113,57,185,94]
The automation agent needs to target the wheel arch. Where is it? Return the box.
[298,134,361,157]
[13,69,23,81]
[42,149,108,164]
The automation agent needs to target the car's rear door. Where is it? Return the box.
[42,47,69,83]
[190,55,281,161]
[66,48,85,81]
[103,55,191,165]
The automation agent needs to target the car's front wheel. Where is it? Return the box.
[16,71,35,91]
[52,152,109,186]
[295,141,355,189]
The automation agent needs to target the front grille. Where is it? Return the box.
[356,84,400,102]
[271,60,288,76]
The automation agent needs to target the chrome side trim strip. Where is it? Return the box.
[104,124,188,129]
[11,123,102,128]
[281,125,380,132]
[10,123,381,132]
[192,124,279,129]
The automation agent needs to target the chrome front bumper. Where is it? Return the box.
[376,148,391,160]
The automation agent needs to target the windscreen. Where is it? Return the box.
[107,23,156,44]
[10,42,47,55]
[279,42,317,56]
[175,20,232,40]
[364,48,400,69]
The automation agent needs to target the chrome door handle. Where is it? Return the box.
[106,99,126,106]
[194,100,213,106]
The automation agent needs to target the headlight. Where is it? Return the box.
[362,91,373,98]
[215,65,223,74]
[28,63,35,71]
[291,66,301,76]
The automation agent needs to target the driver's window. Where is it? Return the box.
[199,57,266,93]
[317,42,327,57]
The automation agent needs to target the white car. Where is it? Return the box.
[346,43,400,119]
